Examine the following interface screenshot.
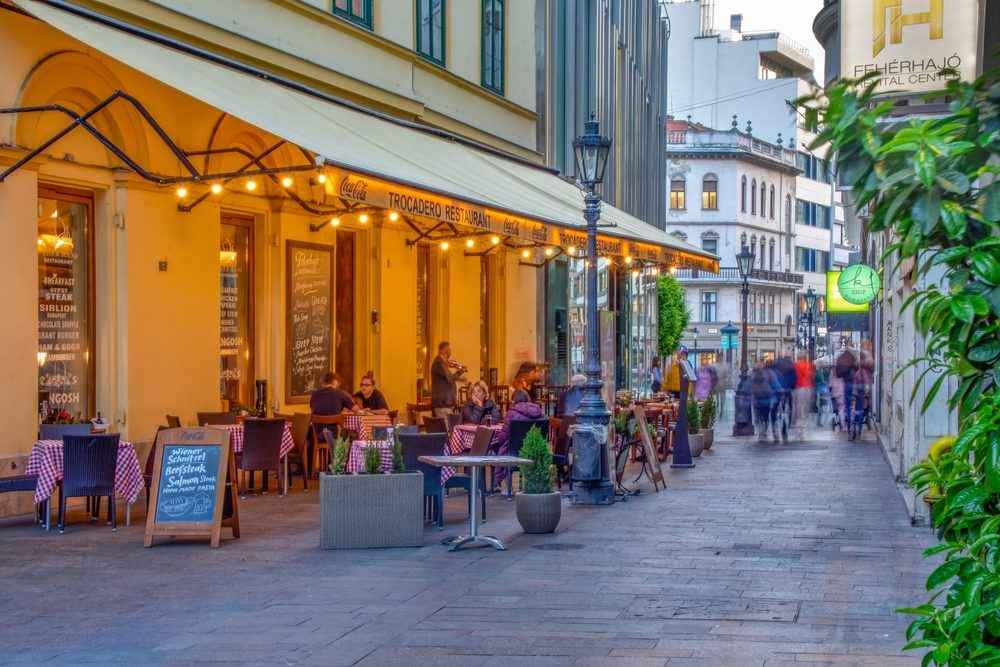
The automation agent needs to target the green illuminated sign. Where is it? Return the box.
[837,264,881,305]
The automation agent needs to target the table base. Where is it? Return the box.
[442,534,507,551]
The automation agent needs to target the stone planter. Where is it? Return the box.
[515,491,561,534]
[320,472,424,549]
[700,428,715,450]
[688,433,705,458]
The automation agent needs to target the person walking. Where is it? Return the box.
[771,351,797,441]
[431,341,465,418]
[649,356,663,395]
[750,361,782,442]
[835,346,859,435]
[793,353,815,439]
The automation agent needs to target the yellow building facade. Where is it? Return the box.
[0,0,714,515]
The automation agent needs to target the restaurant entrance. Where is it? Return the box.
[220,214,254,410]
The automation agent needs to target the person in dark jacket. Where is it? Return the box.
[431,341,465,417]
[492,389,544,488]
[310,372,359,416]
[460,380,500,425]
[555,374,586,419]
[750,362,783,442]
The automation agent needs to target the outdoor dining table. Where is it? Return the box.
[448,423,502,455]
[25,438,143,529]
[418,455,532,551]
[343,414,392,441]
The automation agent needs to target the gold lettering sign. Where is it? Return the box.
[325,167,717,272]
[873,0,943,57]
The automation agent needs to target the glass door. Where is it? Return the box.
[220,214,254,410]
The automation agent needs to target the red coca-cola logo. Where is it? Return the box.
[339,176,369,201]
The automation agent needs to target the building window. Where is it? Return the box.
[769,186,775,219]
[768,294,775,323]
[701,291,717,322]
[796,151,831,182]
[795,247,830,272]
[760,238,766,269]
[750,179,757,214]
[481,0,505,94]
[760,181,766,217]
[741,176,747,212]
[759,293,766,323]
[702,174,718,209]
[749,292,757,323]
[702,237,718,254]
[670,177,686,210]
[769,241,775,270]
[333,0,373,29]
[796,199,831,229]
[416,0,445,65]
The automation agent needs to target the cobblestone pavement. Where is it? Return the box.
[0,417,938,666]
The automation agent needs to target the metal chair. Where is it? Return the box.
[239,418,285,497]
[165,415,182,428]
[59,434,120,533]
[504,418,550,500]
[197,411,237,426]
[39,423,92,441]
[0,475,47,529]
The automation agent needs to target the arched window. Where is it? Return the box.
[670,176,686,210]
[769,239,775,270]
[760,181,766,216]
[760,237,766,269]
[741,176,747,212]
[769,186,776,219]
[750,179,757,214]
[701,174,718,210]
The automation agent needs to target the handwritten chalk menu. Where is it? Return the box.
[145,427,240,548]
[285,241,334,403]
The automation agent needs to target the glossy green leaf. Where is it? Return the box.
[927,560,961,590]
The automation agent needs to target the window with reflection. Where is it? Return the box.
[416,0,445,65]
[220,216,254,409]
[670,177,686,209]
[701,174,718,210]
[482,0,505,94]
[333,0,373,29]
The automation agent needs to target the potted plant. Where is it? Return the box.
[700,392,717,450]
[320,434,423,549]
[514,425,561,534]
[686,394,704,458]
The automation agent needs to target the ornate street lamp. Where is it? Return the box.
[570,114,614,506]
[733,247,755,436]
[804,287,818,363]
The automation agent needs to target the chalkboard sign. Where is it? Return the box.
[144,427,240,548]
[285,241,334,403]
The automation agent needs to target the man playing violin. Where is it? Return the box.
[431,340,466,418]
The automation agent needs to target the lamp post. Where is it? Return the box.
[570,114,615,506]
[690,327,699,369]
[732,248,755,436]
[804,287,817,363]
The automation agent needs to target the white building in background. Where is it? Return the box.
[666,119,803,369]
[664,0,853,317]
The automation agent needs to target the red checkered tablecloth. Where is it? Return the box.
[215,423,294,458]
[343,415,392,441]
[449,424,502,455]
[26,439,144,505]
[348,440,394,473]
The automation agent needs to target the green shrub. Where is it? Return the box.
[363,445,382,475]
[686,394,700,435]
[519,425,553,494]
[701,392,717,430]
[391,433,405,473]
[330,436,349,475]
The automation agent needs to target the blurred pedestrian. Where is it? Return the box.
[750,361,782,442]
[772,351,797,441]
[793,353,815,439]
[694,364,713,401]
[649,356,663,395]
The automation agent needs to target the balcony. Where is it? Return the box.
[674,266,804,287]
[666,129,797,168]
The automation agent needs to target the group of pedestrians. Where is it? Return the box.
[829,343,874,440]
[750,352,814,442]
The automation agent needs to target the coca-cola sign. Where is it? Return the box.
[339,176,369,202]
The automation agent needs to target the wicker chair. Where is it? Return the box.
[39,423,92,440]
[286,413,312,490]
[197,411,237,426]
[399,432,451,529]
[59,434,120,534]
[503,418,550,500]
[239,418,285,498]
[165,415,182,428]
[0,475,46,529]
[423,416,447,434]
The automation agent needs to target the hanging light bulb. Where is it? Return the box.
[567,246,576,255]
[317,173,327,184]
[176,186,188,198]
[281,176,293,188]
[544,247,554,257]
[632,269,640,278]
[522,249,531,258]
[670,266,677,275]
[491,235,500,245]
[625,255,632,264]
[331,217,340,227]
[359,214,369,224]
[466,239,475,248]
[651,266,660,276]
[441,241,449,250]
[210,183,223,195]
[245,180,257,192]
[388,211,399,221]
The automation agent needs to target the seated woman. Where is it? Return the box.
[353,371,389,415]
[492,389,543,489]
[460,380,501,425]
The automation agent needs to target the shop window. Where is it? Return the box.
[333,0,373,29]
[670,177,686,210]
[701,174,718,209]
[416,0,445,65]
[482,0,505,94]
[220,215,254,409]
[37,187,94,421]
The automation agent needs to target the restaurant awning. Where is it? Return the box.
[13,0,718,271]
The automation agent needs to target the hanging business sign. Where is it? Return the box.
[837,264,881,304]
[840,0,979,94]
[827,271,871,313]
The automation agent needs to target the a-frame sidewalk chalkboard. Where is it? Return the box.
[144,427,240,548]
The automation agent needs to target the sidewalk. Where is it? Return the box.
[0,417,938,666]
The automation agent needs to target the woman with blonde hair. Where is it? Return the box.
[460,380,500,425]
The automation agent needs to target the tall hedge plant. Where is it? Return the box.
[657,273,690,358]
[800,70,1000,665]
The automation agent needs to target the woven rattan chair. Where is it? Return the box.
[286,412,311,490]
[504,418,550,500]
[59,434,120,534]
[423,416,447,434]
[39,423,92,440]
[165,415,182,428]
[197,411,237,426]
[239,418,285,497]
[399,432,451,529]
[0,475,47,528]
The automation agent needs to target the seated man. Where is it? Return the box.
[310,372,359,416]
[353,372,389,415]
[555,374,587,419]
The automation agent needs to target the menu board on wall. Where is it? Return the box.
[285,241,334,403]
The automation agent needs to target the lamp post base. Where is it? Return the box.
[571,479,616,505]
[732,379,755,437]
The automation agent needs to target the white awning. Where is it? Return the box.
[14,0,718,270]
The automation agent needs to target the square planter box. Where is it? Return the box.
[320,471,424,549]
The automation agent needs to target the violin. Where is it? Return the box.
[445,359,468,373]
